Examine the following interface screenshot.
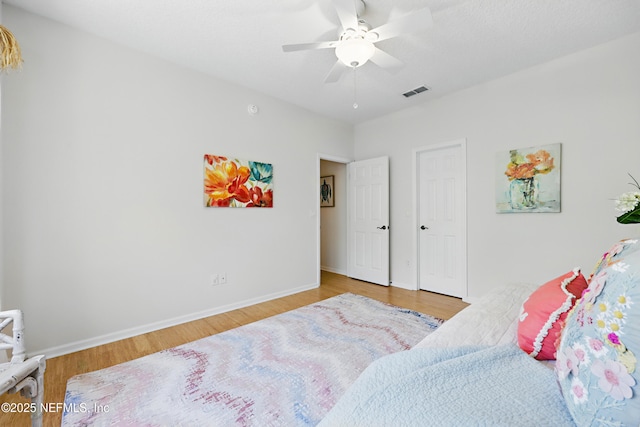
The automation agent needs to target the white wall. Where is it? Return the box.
[1,6,353,356]
[320,160,347,275]
[355,32,640,299]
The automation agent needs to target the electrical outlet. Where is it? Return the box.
[211,274,219,286]
[219,272,227,284]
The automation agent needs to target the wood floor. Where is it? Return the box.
[0,272,468,427]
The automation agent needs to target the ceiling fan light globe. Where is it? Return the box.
[335,38,375,68]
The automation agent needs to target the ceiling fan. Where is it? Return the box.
[282,0,433,83]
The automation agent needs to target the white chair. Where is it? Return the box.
[0,309,46,427]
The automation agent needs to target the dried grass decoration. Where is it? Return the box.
[0,25,23,71]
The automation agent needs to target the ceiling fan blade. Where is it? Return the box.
[369,48,404,73]
[324,60,347,83]
[332,0,359,31]
[282,41,338,52]
[369,7,433,42]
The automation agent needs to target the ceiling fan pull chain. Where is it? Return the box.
[353,66,358,109]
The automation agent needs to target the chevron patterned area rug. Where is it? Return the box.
[62,293,443,426]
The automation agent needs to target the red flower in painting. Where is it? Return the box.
[204,154,228,166]
[247,187,273,207]
[505,162,536,180]
[527,150,554,173]
[204,161,251,206]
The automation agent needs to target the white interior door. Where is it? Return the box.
[417,142,466,297]
[347,157,389,286]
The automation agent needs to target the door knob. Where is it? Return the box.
[377,225,387,230]
[420,225,428,230]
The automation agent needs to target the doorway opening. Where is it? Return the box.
[317,154,350,285]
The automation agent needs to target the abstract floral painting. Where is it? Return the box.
[495,143,561,213]
[204,154,273,207]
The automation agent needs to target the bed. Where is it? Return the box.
[319,283,574,426]
[321,238,640,426]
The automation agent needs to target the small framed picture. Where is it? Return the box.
[320,175,334,207]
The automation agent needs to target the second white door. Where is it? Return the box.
[417,142,466,298]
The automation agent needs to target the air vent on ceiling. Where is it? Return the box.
[402,85,430,98]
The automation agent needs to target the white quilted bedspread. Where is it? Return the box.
[414,282,539,349]
[319,344,575,427]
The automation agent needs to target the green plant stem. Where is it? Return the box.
[617,207,640,224]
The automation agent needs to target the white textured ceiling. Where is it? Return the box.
[5,0,640,124]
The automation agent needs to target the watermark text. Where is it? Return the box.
[1,402,110,414]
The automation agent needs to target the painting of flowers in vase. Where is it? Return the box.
[204,154,273,207]
[496,143,561,213]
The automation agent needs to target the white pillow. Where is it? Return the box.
[413,282,539,349]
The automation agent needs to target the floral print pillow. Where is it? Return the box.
[556,238,639,426]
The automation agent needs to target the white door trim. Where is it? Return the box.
[316,153,352,286]
[412,139,468,296]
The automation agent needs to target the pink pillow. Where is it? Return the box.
[517,268,588,360]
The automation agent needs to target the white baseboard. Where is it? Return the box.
[390,281,417,290]
[394,281,474,302]
[34,282,319,359]
[320,266,347,275]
